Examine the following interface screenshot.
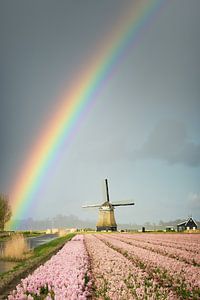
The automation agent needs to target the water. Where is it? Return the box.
[0,234,58,273]
[27,234,58,249]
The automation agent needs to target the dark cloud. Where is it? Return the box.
[187,193,200,210]
[134,120,200,166]
[74,133,130,163]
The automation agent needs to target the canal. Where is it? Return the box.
[26,233,58,249]
[0,234,58,274]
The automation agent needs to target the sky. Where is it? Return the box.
[0,0,200,225]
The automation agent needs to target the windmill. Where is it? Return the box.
[82,179,135,231]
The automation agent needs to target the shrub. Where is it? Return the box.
[3,233,29,260]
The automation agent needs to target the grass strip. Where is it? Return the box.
[0,233,75,298]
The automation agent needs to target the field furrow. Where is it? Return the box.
[120,234,200,254]
[85,234,177,300]
[96,234,200,299]
[110,234,200,266]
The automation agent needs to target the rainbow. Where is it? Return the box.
[8,0,164,230]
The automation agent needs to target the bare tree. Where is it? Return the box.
[0,194,12,231]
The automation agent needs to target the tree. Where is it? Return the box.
[0,194,12,231]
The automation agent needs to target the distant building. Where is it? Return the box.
[68,228,77,233]
[46,228,59,234]
[166,226,175,232]
[177,217,198,232]
[46,228,77,234]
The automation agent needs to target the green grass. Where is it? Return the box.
[33,233,75,257]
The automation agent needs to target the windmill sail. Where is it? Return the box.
[105,178,110,202]
[82,204,101,208]
[112,200,135,207]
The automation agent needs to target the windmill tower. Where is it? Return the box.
[82,179,135,231]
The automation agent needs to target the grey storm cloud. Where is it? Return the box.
[134,119,200,166]
[74,133,130,163]
[187,193,200,210]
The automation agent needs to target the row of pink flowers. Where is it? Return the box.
[8,235,92,300]
[85,234,177,299]
[97,234,200,298]
[112,234,200,266]
[120,233,200,253]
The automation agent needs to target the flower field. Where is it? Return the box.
[8,235,92,300]
[8,233,200,299]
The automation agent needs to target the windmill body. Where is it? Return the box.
[96,201,117,231]
[82,179,135,231]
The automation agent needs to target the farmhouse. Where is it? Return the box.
[177,217,198,232]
